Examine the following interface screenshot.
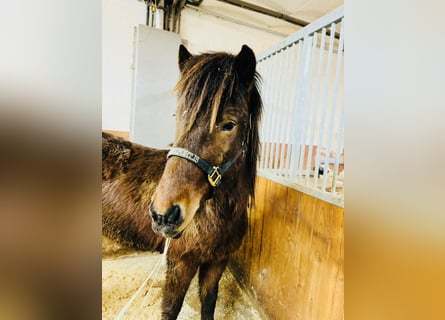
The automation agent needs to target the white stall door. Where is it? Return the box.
[130,26,181,148]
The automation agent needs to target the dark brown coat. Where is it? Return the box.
[102,44,262,320]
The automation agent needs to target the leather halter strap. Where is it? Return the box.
[167,146,244,187]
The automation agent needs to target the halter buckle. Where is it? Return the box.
[208,167,222,187]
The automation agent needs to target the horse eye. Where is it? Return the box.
[222,121,236,131]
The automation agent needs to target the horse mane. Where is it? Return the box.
[246,74,262,200]
[174,51,263,200]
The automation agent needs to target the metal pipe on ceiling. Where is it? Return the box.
[185,0,203,5]
[215,0,309,28]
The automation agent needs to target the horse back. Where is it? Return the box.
[102,131,167,250]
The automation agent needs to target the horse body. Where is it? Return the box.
[102,44,262,320]
[102,132,166,251]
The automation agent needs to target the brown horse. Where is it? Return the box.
[102,44,262,320]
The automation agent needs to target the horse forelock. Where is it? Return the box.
[174,53,241,135]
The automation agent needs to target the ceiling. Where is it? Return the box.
[185,0,344,24]
[184,0,343,38]
[236,0,343,23]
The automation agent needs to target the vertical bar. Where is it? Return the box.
[266,50,285,170]
[313,22,336,190]
[329,28,345,196]
[256,60,265,169]
[262,56,273,169]
[260,56,274,169]
[278,42,297,177]
[258,58,271,169]
[288,39,305,180]
[270,47,288,171]
[322,19,344,191]
[331,105,344,195]
[262,54,276,170]
[305,28,327,185]
[296,32,318,186]
[284,40,303,178]
[275,45,292,173]
[257,60,265,169]
[297,36,313,180]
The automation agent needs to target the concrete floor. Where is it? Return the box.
[102,251,266,320]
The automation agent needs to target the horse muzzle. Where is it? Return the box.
[149,203,185,238]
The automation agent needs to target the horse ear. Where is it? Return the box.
[178,44,192,72]
[235,45,256,85]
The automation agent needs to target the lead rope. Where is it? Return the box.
[114,238,171,320]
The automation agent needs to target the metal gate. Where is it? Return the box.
[257,6,344,206]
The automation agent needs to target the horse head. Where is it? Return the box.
[150,44,261,238]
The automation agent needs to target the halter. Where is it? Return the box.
[167,115,251,188]
[167,146,244,188]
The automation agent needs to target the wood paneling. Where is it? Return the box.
[231,176,344,320]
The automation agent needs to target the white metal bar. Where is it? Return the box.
[313,22,336,189]
[331,105,344,195]
[257,60,266,169]
[305,28,327,185]
[266,50,285,170]
[266,52,281,169]
[274,45,291,172]
[288,39,305,180]
[284,40,303,178]
[260,56,275,170]
[278,42,297,177]
[257,61,266,169]
[258,58,272,170]
[262,56,274,170]
[274,49,291,172]
[322,20,344,191]
[297,32,318,185]
[270,48,287,171]
[295,36,313,182]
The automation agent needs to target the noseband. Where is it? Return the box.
[167,114,251,188]
[167,146,244,188]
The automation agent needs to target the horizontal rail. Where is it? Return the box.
[258,170,344,207]
[258,5,344,61]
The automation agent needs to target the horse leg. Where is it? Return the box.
[198,258,229,320]
[162,257,199,320]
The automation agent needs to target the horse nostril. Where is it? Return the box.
[151,203,181,226]
[150,203,160,223]
[166,205,181,225]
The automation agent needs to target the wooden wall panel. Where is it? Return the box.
[231,176,344,320]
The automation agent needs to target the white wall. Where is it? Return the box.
[180,0,300,55]
[130,27,180,148]
[102,0,300,133]
[102,0,146,131]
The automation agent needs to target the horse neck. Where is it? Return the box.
[211,156,252,208]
